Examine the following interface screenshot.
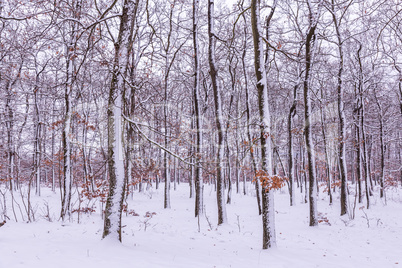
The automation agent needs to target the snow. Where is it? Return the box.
[1,184,401,268]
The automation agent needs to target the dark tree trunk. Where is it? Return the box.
[303,4,319,226]
[251,0,277,249]
[356,43,370,208]
[330,0,348,216]
[242,25,261,214]
[193,0,203,215]
[208,0,227,225]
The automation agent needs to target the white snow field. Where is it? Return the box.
[0,183,401,268]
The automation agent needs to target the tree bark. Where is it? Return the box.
[251,0,276,249]
[240,3,261,215]
[288,79,298,206]
[5,82,15,192]
[208,0,227,225]
[356,43,370,208]
[374,91,385,198]
[34,75,42,196]
[320,88,333,204]
[103,0,138,241]
[61,0,82,221]
[303,1,320,226]
[330,0,348,216]
[193,0,203,217]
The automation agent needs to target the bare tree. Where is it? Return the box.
[208,0,227,225]
[251,0,276,249]
[60,0,83,221]
[327,0,349,216]
[193,0,203,218]
[103,0,138,241]
[303,0,322,226]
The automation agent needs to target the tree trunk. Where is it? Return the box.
[103,0,138,242]
[61,0,82,221]
[226,146,232,204]
[208,0,227,225]
[34,80,42,197]
[303,3,319,226]
[288,81,298,206]
[374,91,385,198]
[5,83,15,192]
[251,0,276,249]
[240,7,261,215]
[320,88,333,204]
[51,102,56,192]
[330,0,348,216]
[193,0,203,217]
[355,112,362,204]
[356,43,370,208]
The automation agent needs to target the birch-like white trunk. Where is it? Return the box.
[103,0,137,242]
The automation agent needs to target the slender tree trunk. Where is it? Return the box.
[61,0,83,220]
[189,141,194,198]
[355,112,362,204]
[330,0,348,216]
[173,156,177,191]
[251,0,276,249]
[82,110,90,191]
[208,0,227,225]
[163,17,171,208]
[393,63,402,116]
[193,0,203,216]
[236,155,240,194]
[303,3,319,226]
[374,91,385,198]
[103,0,138,241]
[4,60,23,191]
[353,69,363,204]
[320,88,333,204]
[240,8,261,214]
[399,132,402,186]
[288,80,298,206]
[51,102,56,192]
[164,151,171,209]
[226,151,232,204]
[5,84,15,192]
[34,84,42,196]
[356,43,370,207]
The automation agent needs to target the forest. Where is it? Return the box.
[0,0,401,266]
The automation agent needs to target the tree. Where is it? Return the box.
[327,0,349,216]
[208,0,227,225]
[303,0,321,226]
[103,0,139,241]
[60,0,82,221]
[193,0,203,218]
[251,0,276,249]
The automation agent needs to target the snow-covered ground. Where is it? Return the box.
[1,183,401,268]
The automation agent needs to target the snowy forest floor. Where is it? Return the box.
[1,183,401,268]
